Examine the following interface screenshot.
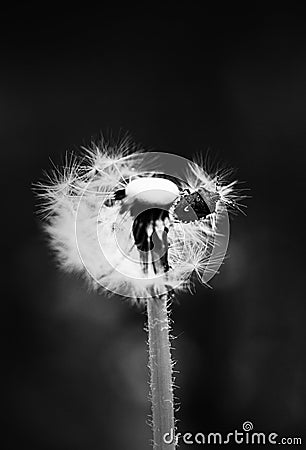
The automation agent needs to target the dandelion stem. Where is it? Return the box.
[147,294,175,449]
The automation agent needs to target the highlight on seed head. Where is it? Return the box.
[34,137,241,301]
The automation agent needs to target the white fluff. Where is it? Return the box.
[35,139,238,302]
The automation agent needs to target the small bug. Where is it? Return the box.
[171,187,220,223]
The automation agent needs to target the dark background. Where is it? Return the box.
[3,6,306,449]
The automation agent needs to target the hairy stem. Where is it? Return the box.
[147,294,175,449]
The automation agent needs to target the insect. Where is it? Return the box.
[170,186,220,223]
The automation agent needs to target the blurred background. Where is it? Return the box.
[2,6,306,449]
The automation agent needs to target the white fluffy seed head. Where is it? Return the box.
[35,139,240,302]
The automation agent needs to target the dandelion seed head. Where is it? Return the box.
[35,138,240,301]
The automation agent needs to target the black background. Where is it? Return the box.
[3,6,306,449]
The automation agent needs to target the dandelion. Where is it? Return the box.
[35,136,240,449]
